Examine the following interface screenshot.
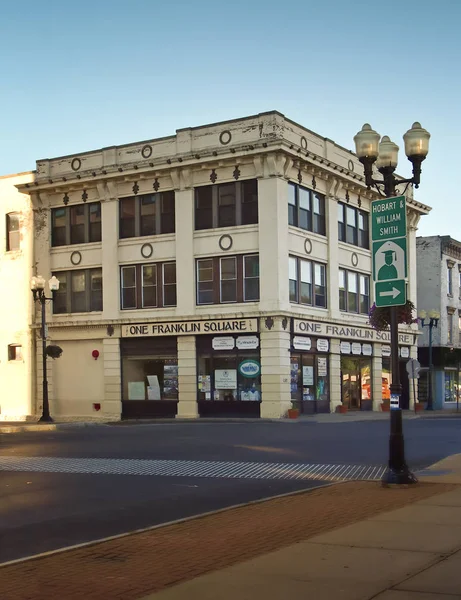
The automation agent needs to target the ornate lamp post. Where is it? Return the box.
[418,310,440,410]
[31,275,60,423]
[354,122,430,486]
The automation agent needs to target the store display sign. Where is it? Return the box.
[351,343,362,355]
[382,345,391,357]
[122,318,258,338]
[293,319,413,344]
[293,336,311,351]
[215,369,237,389]
[316,339,329,352]
[212,336,235,350]
[303,365,314,385]
[317,357,328,376]
[400,347,410,358]
[238,360,261,378]
[236,335,259,350]
[340,341,351,354]
[362,344,373,356]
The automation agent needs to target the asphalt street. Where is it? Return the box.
[1,417,460,564]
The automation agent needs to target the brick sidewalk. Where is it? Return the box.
[0,482,456,600]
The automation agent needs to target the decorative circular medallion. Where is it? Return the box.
[70,251,82,266]
[300,136,308,150]
[219,234,233,251]
[141,243,154,259]
[219,130,232,145]
[71,158,81,171]
[348,159,355,172]
[351,252,359,267]
[304,238,312,255]
[141,145,153,159]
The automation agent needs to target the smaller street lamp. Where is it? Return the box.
[31,275,60,422]
[419,310,440,411]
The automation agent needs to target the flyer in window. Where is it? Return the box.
[317,357,327,377]
[302,366,314,386]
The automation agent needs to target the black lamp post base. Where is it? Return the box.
[382,466,418,487]
[38,415,53,423]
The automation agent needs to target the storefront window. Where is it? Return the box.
[445,371,458,402]
[121,338,178,402]
[196,336,261,404]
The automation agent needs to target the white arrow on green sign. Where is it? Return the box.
[375,280,406,307]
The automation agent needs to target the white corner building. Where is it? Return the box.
[8,111,431,421]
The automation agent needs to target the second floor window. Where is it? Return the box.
[339,269,370,314]
[196,254,259,304]
[289,256,327,308]
[119,192,175,239]
[6,213,20,251]
[338,203,369,249]
[52,203,102,247]
[447,264,453,296]
[120,262,177,309]
[195,180,258,231]
[53,268,102,314]
[288,183,326,236]
[447,313,453,344]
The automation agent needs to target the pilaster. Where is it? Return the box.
[329,338,341,412]
[372,347,383,411]
[177,335,198,418]
[259,317,291,418]
[175,188,195,315]
[327,192,340,319]
[100,189,120,320]
[102,337,122,419]
[258,178,290,312]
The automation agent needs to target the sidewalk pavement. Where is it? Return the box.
[1,458,461,599]
[1,409,460,432]
[141,454,461,600]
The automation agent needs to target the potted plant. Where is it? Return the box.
[337,402,348,414]
[414,401,425,412]
[287,401,300,419]
[381,399,391,412]
[368,300,417,332]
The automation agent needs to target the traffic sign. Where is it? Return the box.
[406,358,421,379]
[375,280,406,306]
[371,196,406,241]
[371,195,407,308]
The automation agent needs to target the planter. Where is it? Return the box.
[337,405,348,414]
[381,402,391,412]
[415,402,425,412]
[287,408,300,419]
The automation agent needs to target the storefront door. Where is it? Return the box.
[341,356,372,411]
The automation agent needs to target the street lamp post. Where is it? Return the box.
[418,310,440,410]
[354,122,430,486]
[31,275,60,423]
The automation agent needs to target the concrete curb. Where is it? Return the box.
[0,422,111,434]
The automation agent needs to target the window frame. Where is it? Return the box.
[119,191,175,239]
[8,344,23,361]
[6,213,20,252]
[288,183,326,236]
[338,203,369,249]
[120,262,177,310]
[194,180,258,231]
[52,268,103,314]
[51,202,102,247]
[196,254,259,305]
[338,268,370,315]
[289,256,327,308]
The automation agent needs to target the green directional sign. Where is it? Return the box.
[371,195,407,307]
[371,196,406,241]
[375,280,406,307]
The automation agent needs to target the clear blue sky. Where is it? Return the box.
[1,0,458,237]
